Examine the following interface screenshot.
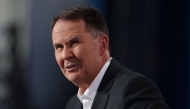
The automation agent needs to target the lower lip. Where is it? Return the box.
[66,66,78,72]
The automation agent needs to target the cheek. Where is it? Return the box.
[55,55,67,76]
[72,47,85,60]
[55,53,64,68]
[55,53,60,63]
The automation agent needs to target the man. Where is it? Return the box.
[51,5,170,109]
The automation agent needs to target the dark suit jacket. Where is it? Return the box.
[65,58,170,109]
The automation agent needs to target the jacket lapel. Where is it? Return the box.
[66,95,83,109]
[68,101,82,109]
[91,92,109,109]
[91,58,123,109]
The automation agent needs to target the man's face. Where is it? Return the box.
[52,19,103,87]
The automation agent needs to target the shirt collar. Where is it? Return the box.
[77,57,112,102]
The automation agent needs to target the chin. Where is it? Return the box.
[67,74,81,82]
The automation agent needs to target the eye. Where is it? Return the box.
[70,39,79,47]
[54,44,63,51]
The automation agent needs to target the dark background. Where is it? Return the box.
[2,0,189,109]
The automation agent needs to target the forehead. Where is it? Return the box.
[52,19,93,43]
[52,19,86,34]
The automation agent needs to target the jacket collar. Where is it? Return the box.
[91,58,123,109]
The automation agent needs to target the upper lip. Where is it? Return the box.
[66,64,77,69]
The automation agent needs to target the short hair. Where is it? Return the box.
[51,5,109,37]
[51,5,110,52]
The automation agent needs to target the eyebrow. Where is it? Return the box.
[53,43,62,47]
[69,36,79,42]
[53,36,80,47]
[66,35,80,43]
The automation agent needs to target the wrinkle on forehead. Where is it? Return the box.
[52,19,84,41]
[52,30,83,45]
[52,19,86,34]
[52,29,82,37]
[53,19,85,35]
[52,19,98,45]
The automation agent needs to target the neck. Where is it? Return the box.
[78,50,110,94]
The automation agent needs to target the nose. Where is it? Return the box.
[61,47,73,60]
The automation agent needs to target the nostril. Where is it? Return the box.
[62,48,73,60]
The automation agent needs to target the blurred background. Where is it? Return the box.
[0,0,189,109]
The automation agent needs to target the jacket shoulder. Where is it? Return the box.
[107,67,170,109]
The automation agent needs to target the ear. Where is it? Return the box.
[99,35,108,56]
